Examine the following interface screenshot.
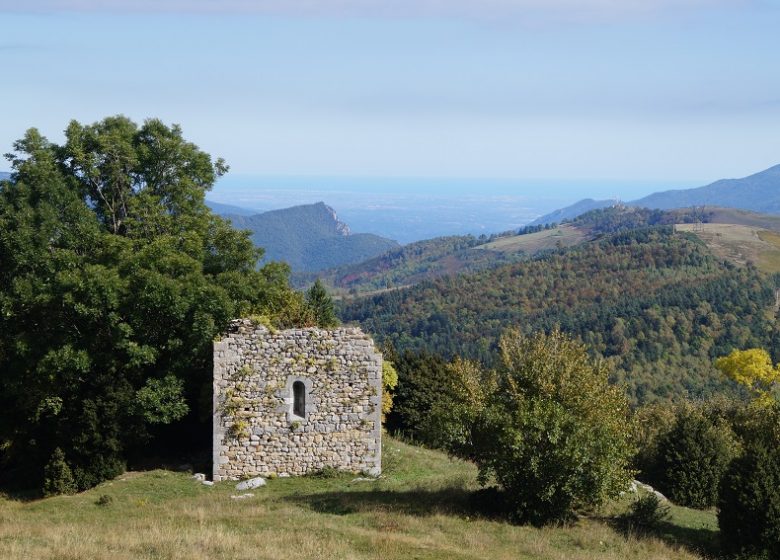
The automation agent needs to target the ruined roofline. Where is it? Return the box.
[224,317,368,337]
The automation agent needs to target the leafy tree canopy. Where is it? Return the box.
[716,348,780,407]
[0,116,304,491]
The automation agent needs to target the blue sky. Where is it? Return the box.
[1,1,780,190]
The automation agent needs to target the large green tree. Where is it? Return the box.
[0,116,300,491]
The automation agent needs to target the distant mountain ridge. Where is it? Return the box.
[635,163,780,212]
[531,163,780,226]
[206,200,263,216]
[226,202,399,273]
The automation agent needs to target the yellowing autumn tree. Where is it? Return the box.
[381,361,398,422]
[715,348,780,407]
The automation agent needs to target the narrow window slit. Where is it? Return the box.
[293,381,306,418]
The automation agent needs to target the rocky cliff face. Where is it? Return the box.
[324,204,351,236]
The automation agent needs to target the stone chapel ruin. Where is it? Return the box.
[212,319,383,481]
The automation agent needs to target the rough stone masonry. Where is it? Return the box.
[213,319,382,481]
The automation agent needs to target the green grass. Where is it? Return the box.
[0,438,717,559]
[658,504,721,557]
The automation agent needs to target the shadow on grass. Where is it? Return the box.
[609,517,722,559]
[654,520,721,559]
[286,485,512,520]
[0,465,43,502]
[0,486,42,503]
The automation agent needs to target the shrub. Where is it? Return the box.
[655,407,739,509]
[427,358,495,459]
[718,440,780,558]
[42,448,76,497]
[312,465,339,479]
[468,328,636,525]
[622,494,670,533]
[728,399,780,450]
[72,455,126,492]
[96,494,114,506]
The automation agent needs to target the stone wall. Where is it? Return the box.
[213,319,382,481]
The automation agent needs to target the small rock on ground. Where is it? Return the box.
[236,477,266,490]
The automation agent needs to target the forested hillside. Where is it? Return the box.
[342,228,780,404]
[293,234,525,292]
[303,206,723,295]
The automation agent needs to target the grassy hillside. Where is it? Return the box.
[703,207,780,230]
[227,202,399,273]
[342,227,780,404]
[0,437,714,560]
[677,223,780,274]
[477,224,586,253]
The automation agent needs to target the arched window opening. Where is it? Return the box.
[293,381,306,418]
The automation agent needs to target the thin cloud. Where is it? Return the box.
[0,0,749,21]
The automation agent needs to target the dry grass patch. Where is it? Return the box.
[1,438,714,559]
[677,223,780,273]
[477,225,587,255]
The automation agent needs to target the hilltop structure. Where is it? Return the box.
[213,319,382,481]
